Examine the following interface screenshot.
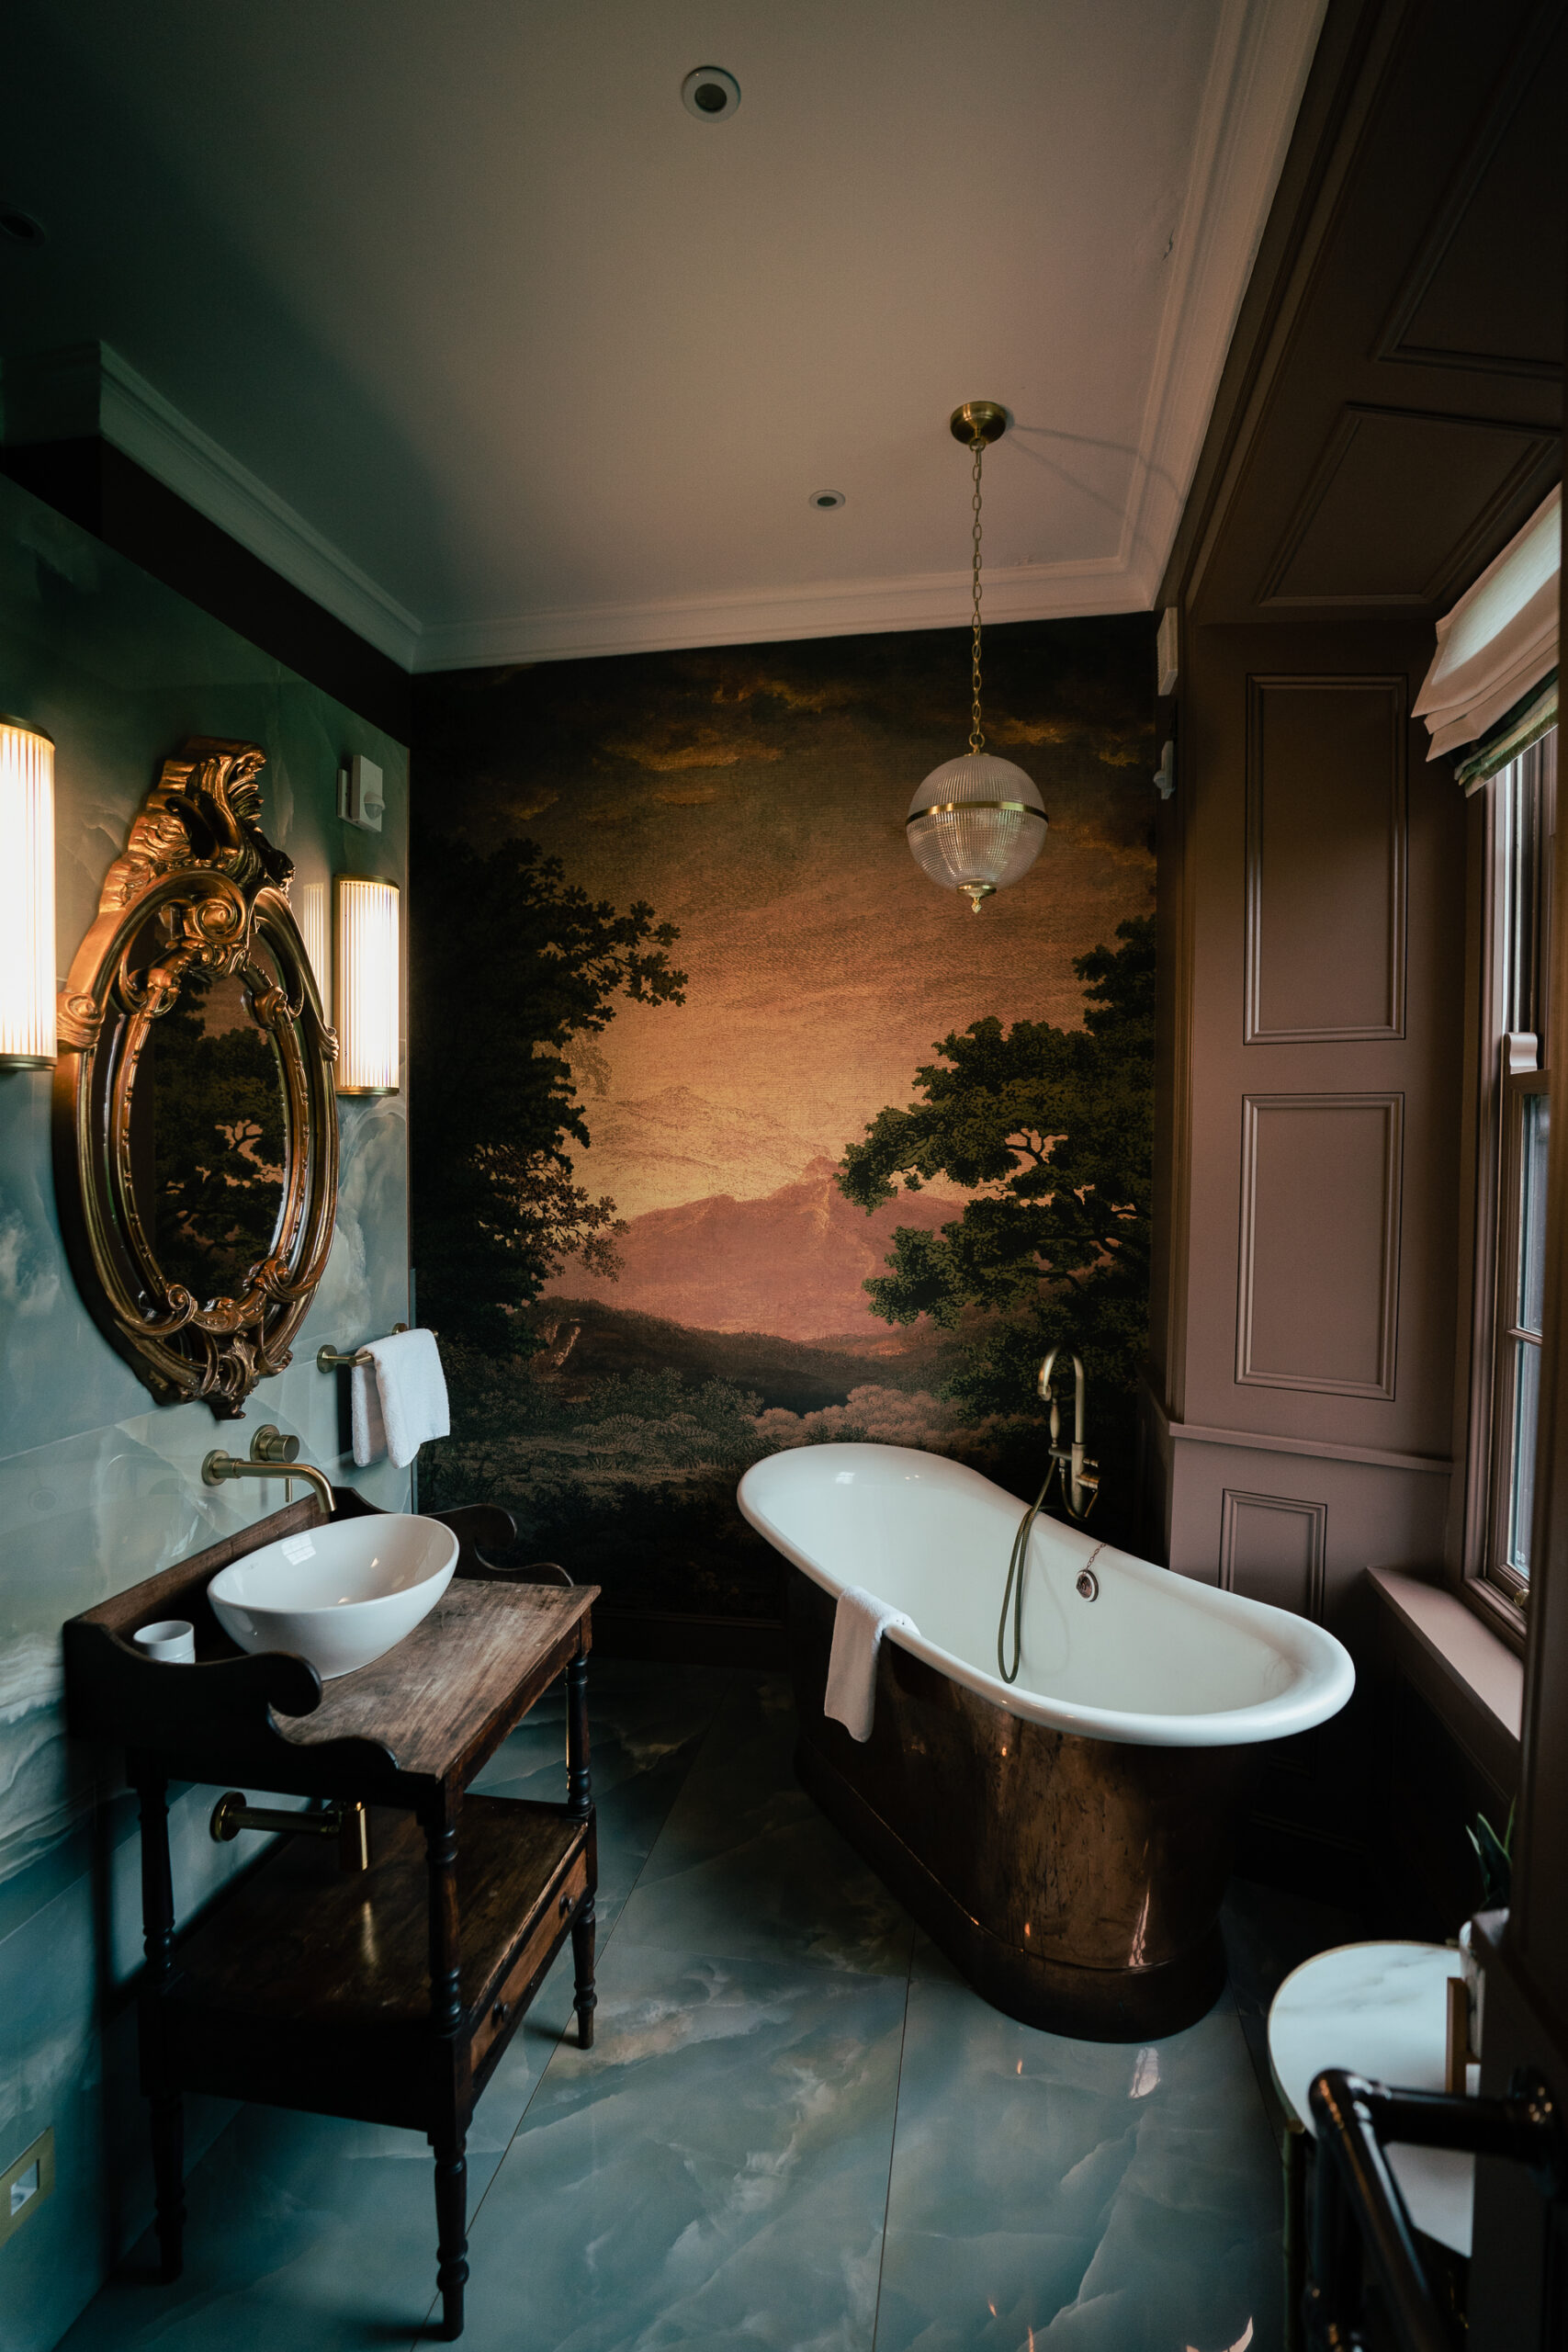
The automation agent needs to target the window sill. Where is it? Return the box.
[1459,1570,1528,1658]
[1365,1566,1522,1794]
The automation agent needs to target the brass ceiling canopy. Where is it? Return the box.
[949,401,1009,447]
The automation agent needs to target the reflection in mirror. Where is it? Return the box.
[130,961,289,1307]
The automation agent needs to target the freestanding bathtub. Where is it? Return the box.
[738,1442,1355,2041]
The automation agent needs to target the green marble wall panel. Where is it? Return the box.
[0,472,410,2352]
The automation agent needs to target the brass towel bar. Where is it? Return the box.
[317,1322,412,1373]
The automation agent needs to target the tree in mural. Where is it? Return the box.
[837,914,1154,1418]
[411,826,686,1342]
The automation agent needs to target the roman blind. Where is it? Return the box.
[1414,484,1560,792]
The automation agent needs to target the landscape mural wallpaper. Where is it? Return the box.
[412,616,1156,1625]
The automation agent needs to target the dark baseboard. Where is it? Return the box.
[2,440,411,741]
[590,1610,788,1669]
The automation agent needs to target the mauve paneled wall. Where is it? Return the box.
[1147,618,1467,1624]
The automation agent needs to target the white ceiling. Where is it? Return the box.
[1,0,1325,670]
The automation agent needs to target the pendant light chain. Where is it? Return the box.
[969,435,986,754]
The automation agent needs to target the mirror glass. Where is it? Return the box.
[129,955,289,1307]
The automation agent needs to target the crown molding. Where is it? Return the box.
[0,342,422,671]
[412,552,1155,673]
[1122,0,1331,594]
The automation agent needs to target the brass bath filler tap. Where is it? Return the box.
[201,1425,334,1521]
[996,1349,1100,1685]
[1037,1347,1099,1522]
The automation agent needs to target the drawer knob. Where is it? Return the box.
[491,1999,510,2029]
[558,1889,574,1918]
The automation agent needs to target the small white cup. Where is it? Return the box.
[133,1619,196,1665]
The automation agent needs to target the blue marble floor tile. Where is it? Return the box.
[873,1979,1281,2352]
[445,1934,909,2352]
[471,1660,730,1930]
[616,1674,915,1978]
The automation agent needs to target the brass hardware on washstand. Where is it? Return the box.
[202,1426,334,1520]
[211,1792,371,1874]
[997,1349,1100,1684]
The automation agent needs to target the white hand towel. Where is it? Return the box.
[350,1329,450,1470]
[825,1585,918,1743]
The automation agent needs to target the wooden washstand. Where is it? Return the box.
[62,1490,598,2341]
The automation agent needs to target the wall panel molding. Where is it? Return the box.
[1373,0,1566,383]
[1220,1487,1328,1620]
[1256,408,1559,610]
[1237,1091,1404,1398]
[1167,1415,1450,1476]
[1245,673,1408,1044]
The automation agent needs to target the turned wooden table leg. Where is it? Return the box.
[132,1756,185,2282]
[572,1896,598,2050]
[425,1793,468,2338]
[433,2134,468,2340]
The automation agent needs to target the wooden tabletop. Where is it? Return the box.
[275,1578,596,1787]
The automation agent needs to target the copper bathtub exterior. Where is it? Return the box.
[788,1570,1255,2041]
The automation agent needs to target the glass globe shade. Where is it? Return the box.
[907,752,1047,910]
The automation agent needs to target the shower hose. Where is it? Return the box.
[996,1461,1058,1686]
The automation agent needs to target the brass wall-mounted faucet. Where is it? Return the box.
[1037,1347,1099,1522]
[996,1348,1100,1685]
[201,1425,334,1521]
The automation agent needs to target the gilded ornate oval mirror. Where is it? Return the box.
[54,738,338,1417]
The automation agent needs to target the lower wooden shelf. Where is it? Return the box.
[155,1796,592,2132]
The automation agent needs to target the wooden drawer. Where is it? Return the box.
[469,1843,591,2075]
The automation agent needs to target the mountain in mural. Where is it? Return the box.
[558,1156,958,1340]
[577,1087,838,1219]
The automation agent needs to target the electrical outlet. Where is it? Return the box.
[0,2127,54,2246]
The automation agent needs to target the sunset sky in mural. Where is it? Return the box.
[422,619,1156,1243]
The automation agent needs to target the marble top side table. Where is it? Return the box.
[1266,1939,1477,2349]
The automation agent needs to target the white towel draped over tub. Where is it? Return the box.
[351,1329,451,1469]
[825,1585,918,1742]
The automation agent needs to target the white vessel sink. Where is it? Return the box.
[209,1514,458,1680]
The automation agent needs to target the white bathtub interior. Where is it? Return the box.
[739,1442,1355,1747]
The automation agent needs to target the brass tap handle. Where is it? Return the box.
[210,1792,344,1843]
[211,1792,370,1876]
[249,1425,299,1465]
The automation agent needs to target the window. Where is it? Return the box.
[1479,730,1556,1612]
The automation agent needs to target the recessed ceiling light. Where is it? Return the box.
[0,206,45,246]
[682,67,740,121]
[809,490,845,510]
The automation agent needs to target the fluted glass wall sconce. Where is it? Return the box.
[333,876,400,1095]
[297,879,330,1010]
[0,718,57,1067]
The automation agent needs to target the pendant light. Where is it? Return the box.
[907,403,1048,912]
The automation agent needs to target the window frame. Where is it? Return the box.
[1460,729,1556,1645]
